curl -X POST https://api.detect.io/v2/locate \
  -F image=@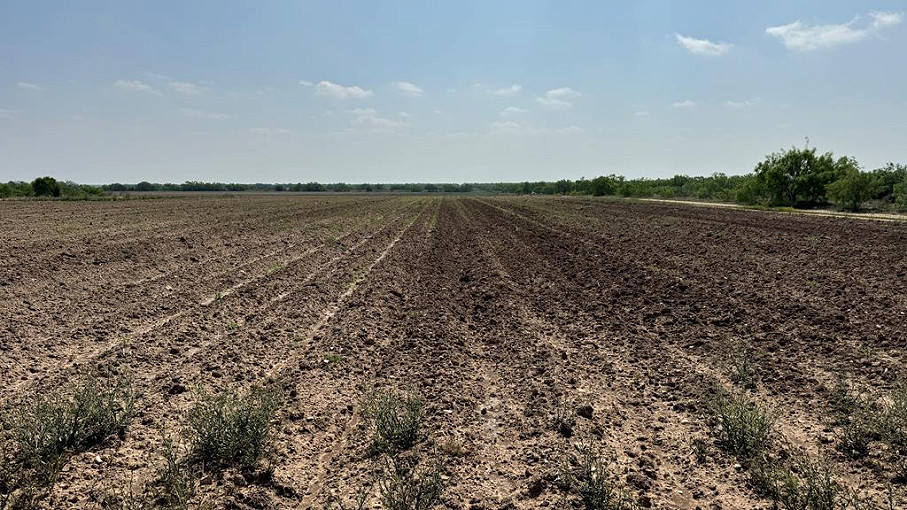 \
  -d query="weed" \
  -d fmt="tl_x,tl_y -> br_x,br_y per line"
151,436 -> 196,509
214,292 -> 223,301
0,375 -> 136,508
750,455 -> 840,510
6,375 -> 136,484
227,321 -> 239,331
185,385 -> 281,472
323,353 -> 344,364
730,345 -> 759,390
330,487 -> 371,510
554,394 -> 576,438
837,420 -> 871,459
559,441 -> 637,510
361,387 -> 424,455
691,437 -> 710,463
376,454 -> 444,510
709,389 -> 774,462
